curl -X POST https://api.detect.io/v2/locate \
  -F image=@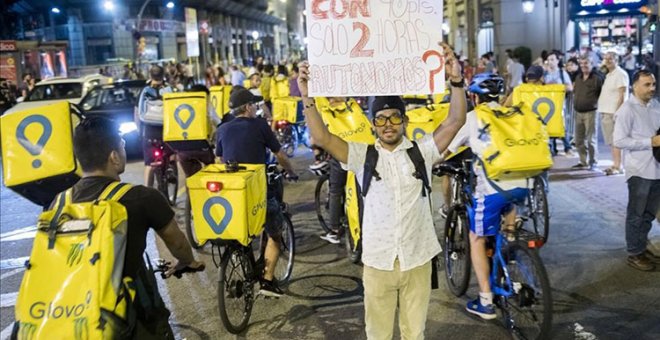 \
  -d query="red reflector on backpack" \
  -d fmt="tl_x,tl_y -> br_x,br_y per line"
207,181 -> 223,192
